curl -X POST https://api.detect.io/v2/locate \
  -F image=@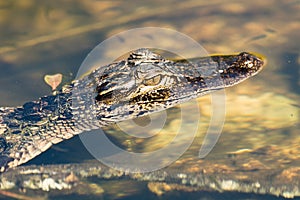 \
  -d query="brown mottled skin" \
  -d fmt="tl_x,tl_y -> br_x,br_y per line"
0,49 -> 264,172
